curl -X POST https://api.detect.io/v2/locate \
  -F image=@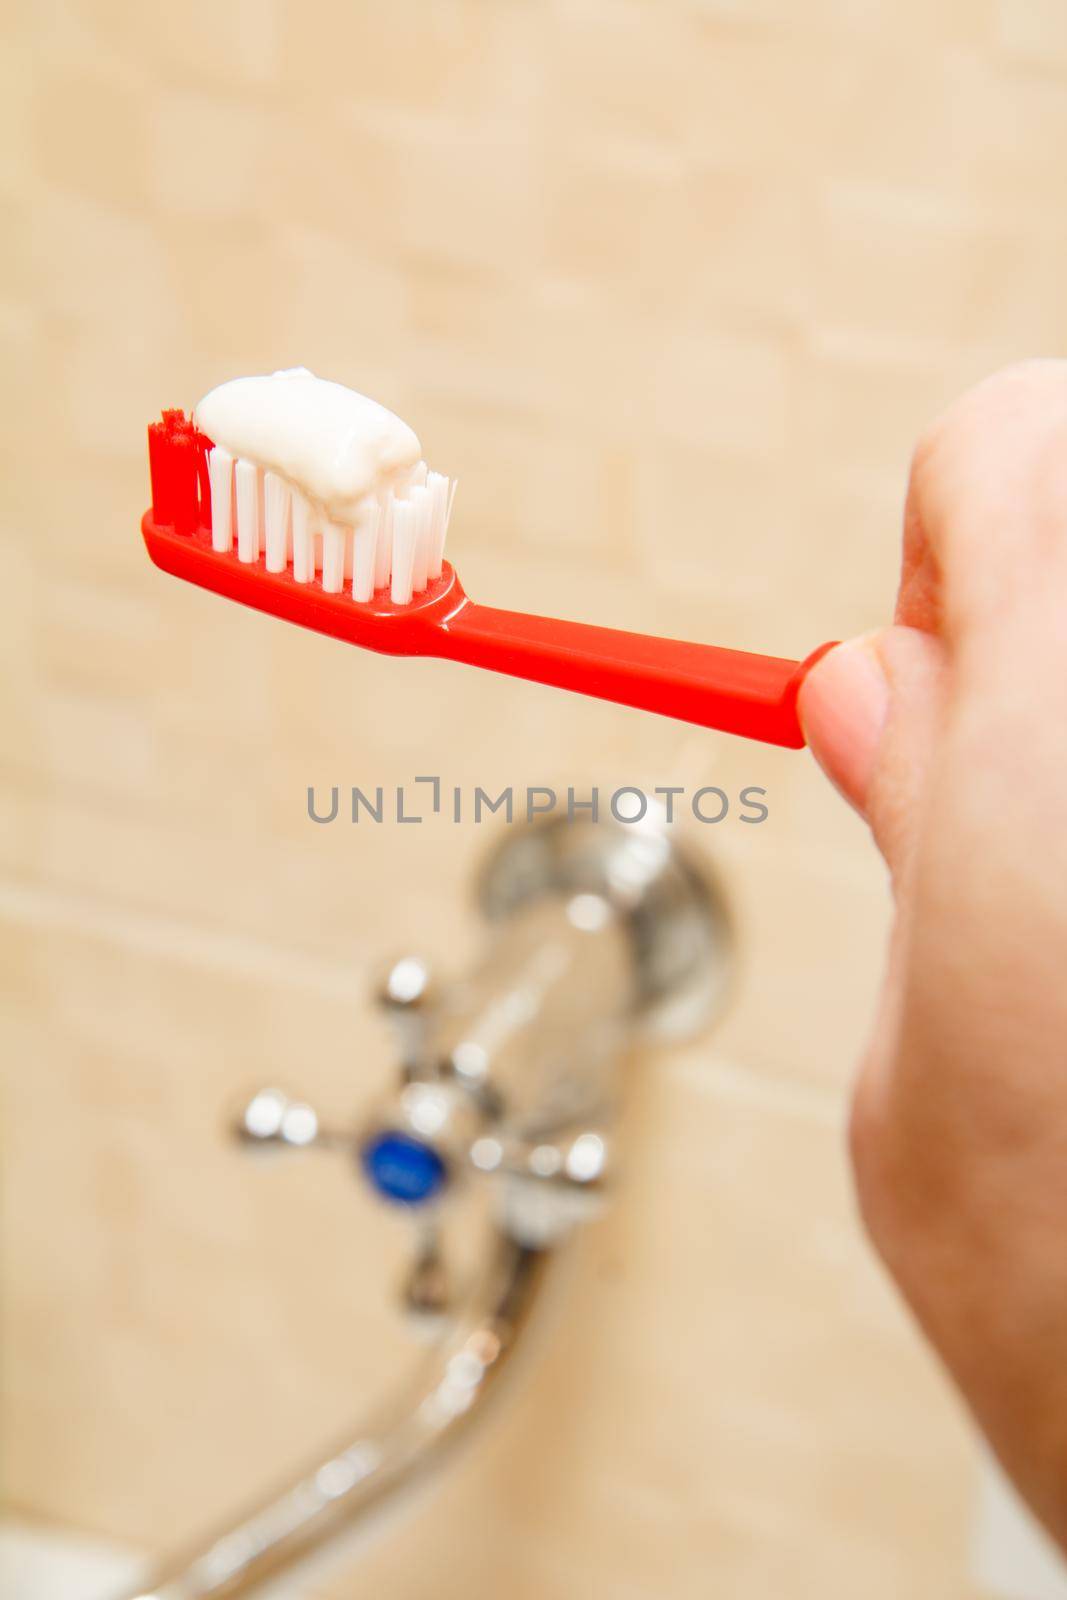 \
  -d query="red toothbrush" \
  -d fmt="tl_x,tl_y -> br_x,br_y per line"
142,408 -> 834,748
